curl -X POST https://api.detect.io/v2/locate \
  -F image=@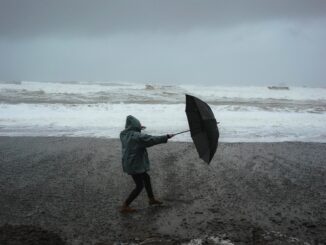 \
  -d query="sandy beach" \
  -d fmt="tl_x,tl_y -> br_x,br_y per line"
0,136 -> 325,244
